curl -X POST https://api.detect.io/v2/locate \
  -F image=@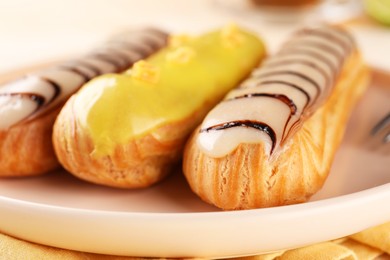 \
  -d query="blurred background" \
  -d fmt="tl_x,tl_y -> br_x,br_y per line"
0,0 -> 389,73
